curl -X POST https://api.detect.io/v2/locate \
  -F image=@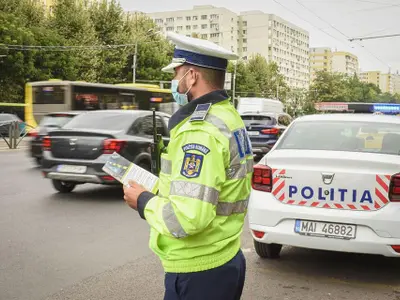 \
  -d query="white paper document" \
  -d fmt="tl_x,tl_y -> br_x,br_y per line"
102,152 -> 159,194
